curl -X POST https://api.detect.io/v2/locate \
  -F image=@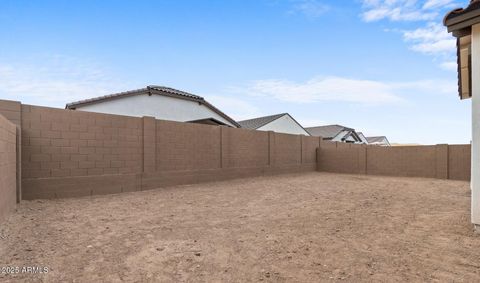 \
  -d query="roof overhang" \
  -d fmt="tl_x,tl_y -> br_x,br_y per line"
444,1 -> 480,37
238,113 -> 311,135
65,86 -> 204,109
444,1 -> 480,100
